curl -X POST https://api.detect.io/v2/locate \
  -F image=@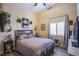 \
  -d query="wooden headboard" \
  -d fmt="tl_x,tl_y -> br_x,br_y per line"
15,30 -> 33,36
14,29 -> 33,47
